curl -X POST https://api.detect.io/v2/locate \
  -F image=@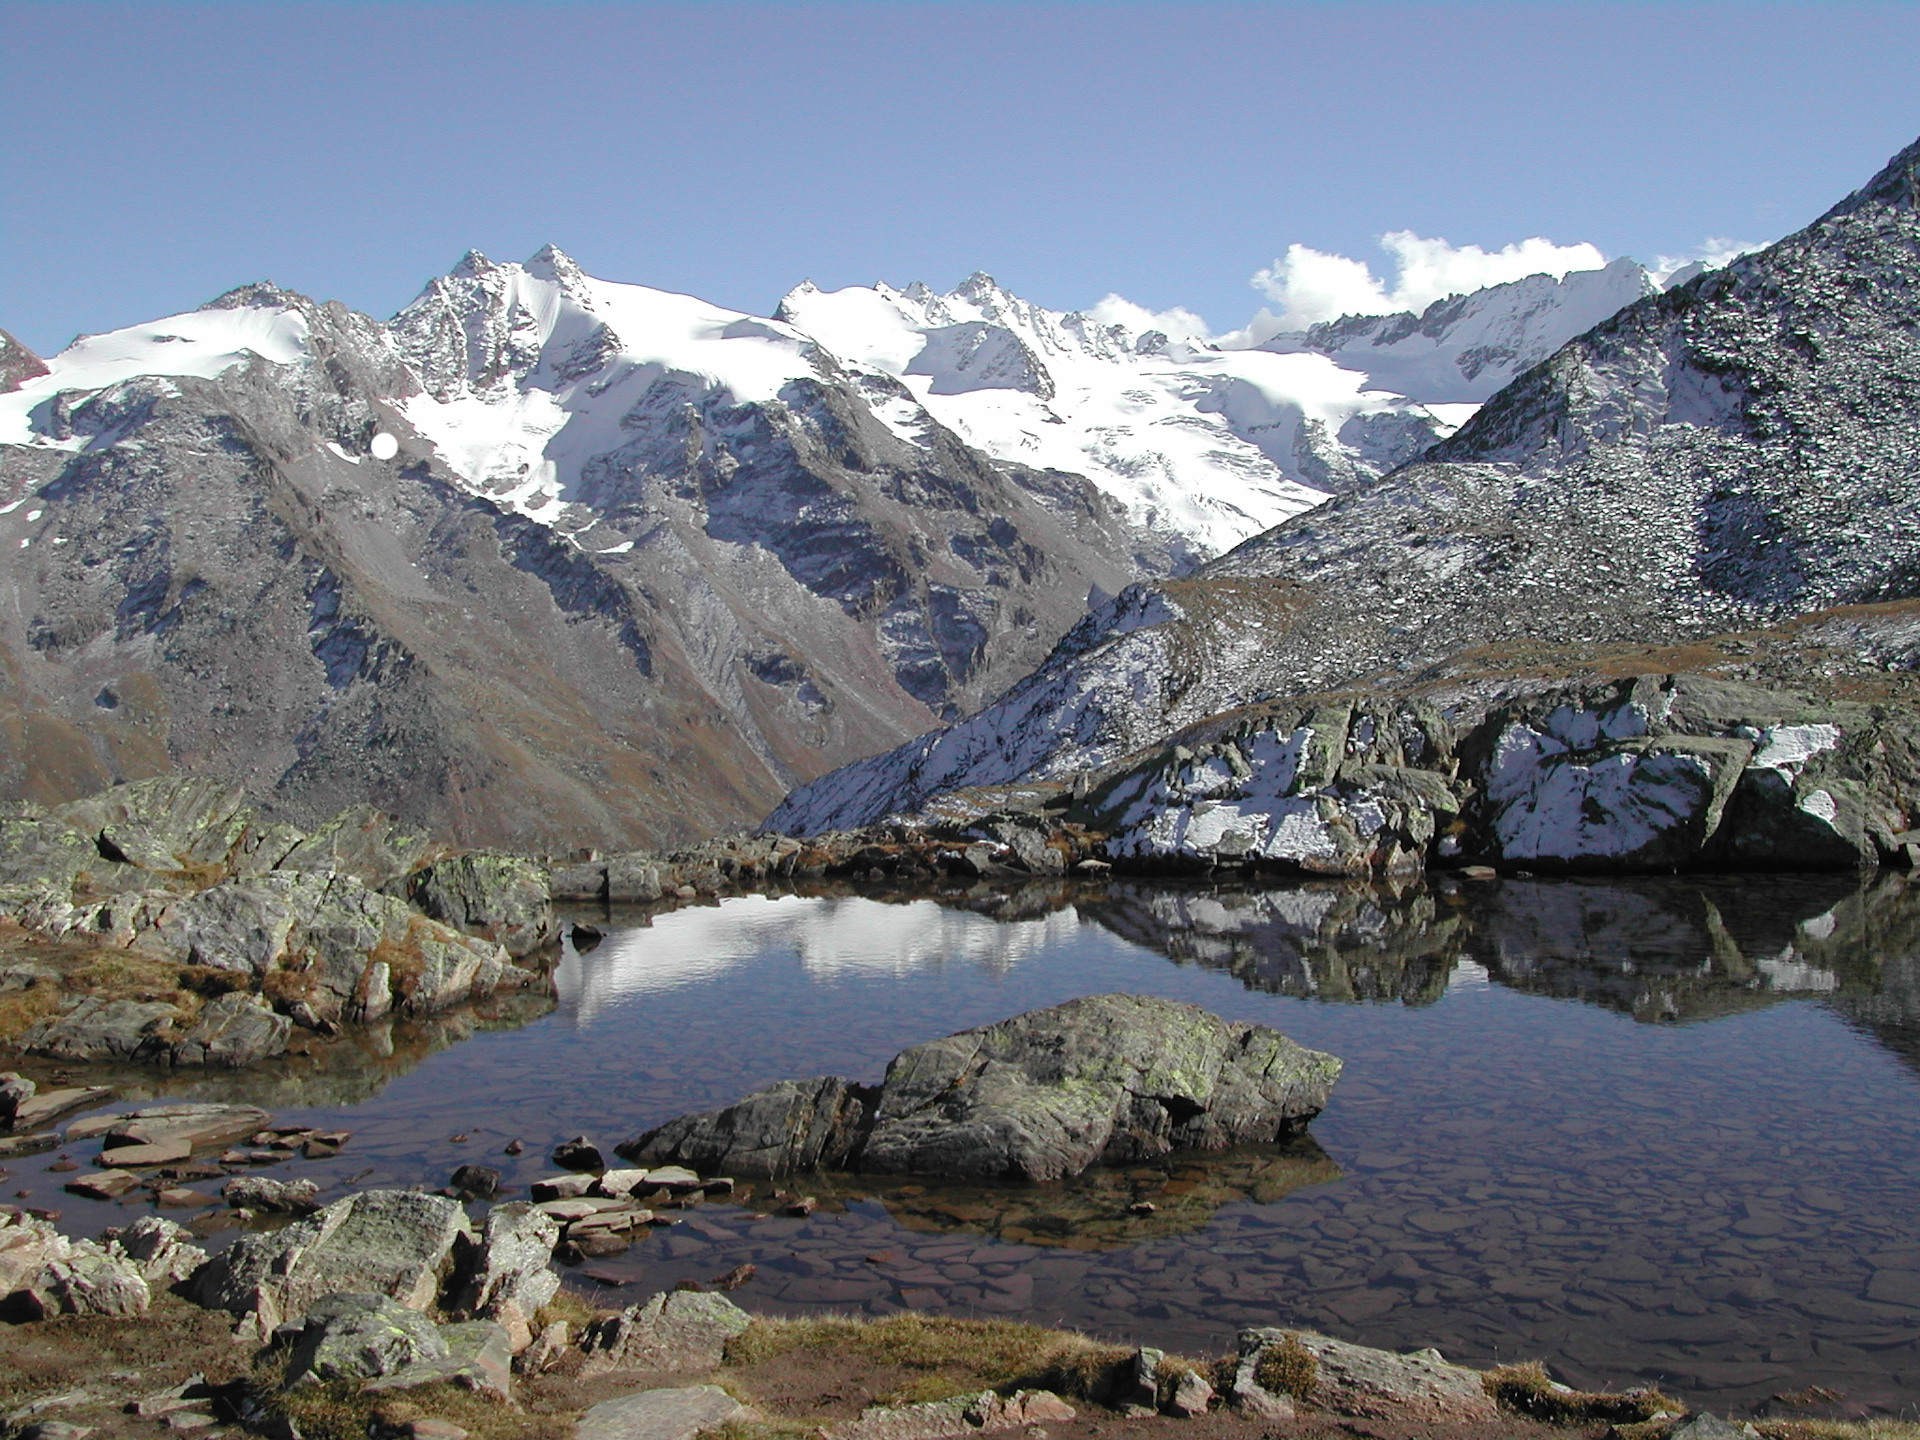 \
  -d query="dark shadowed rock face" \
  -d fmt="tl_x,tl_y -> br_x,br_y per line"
622,993 -> 1341,1181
